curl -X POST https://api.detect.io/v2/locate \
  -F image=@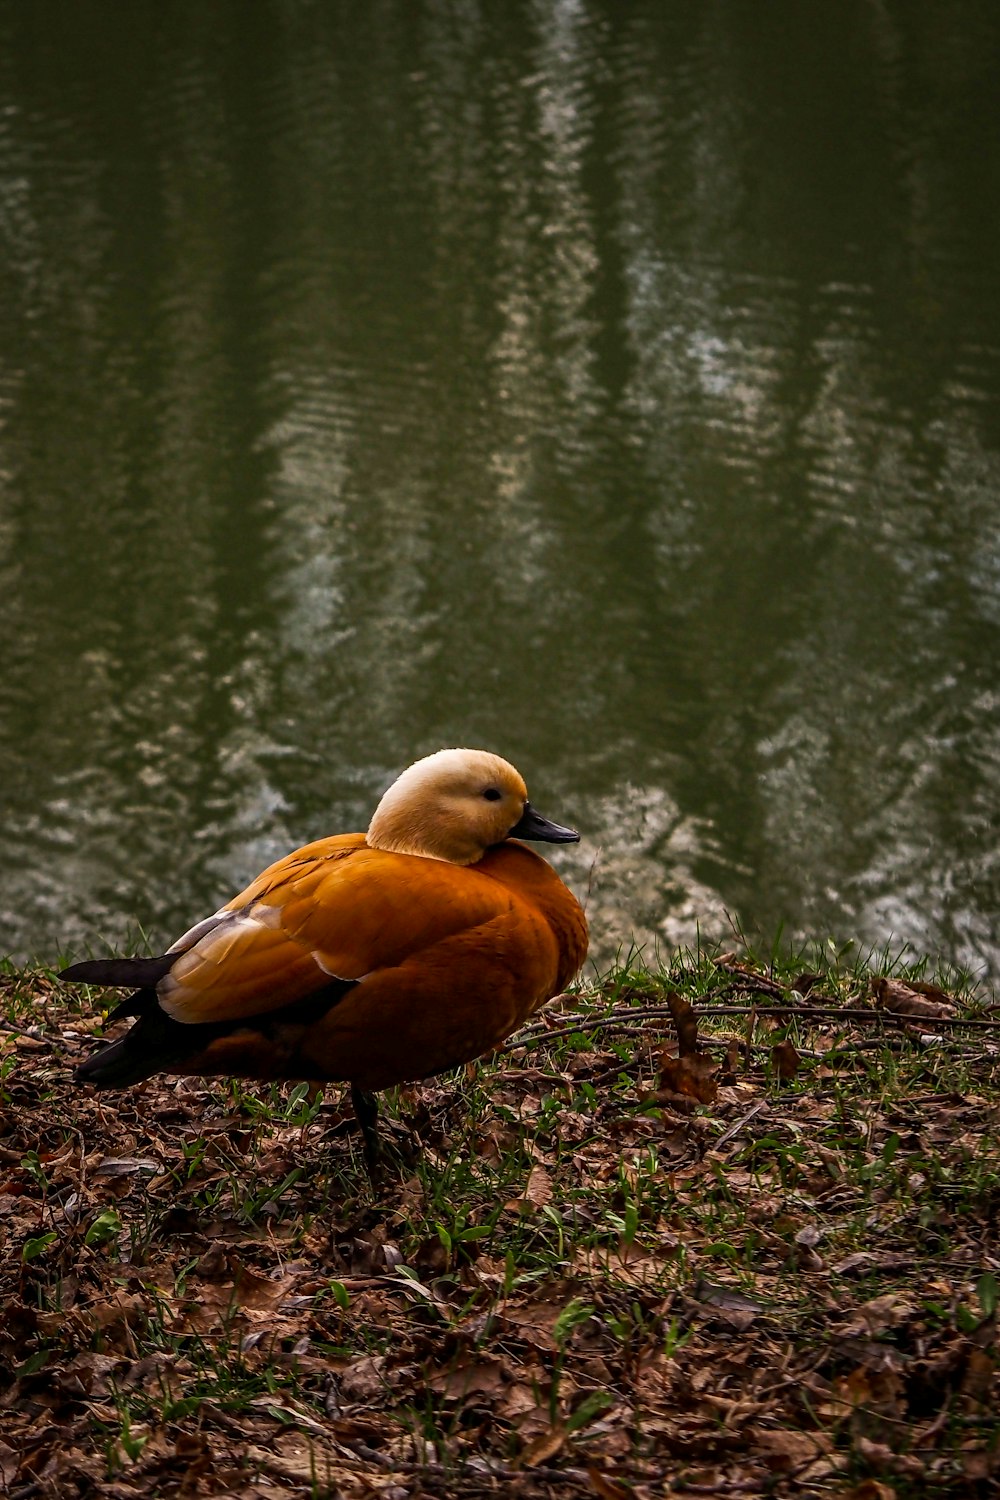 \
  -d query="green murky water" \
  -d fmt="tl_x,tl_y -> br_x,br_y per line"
2,2 -> 999,976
